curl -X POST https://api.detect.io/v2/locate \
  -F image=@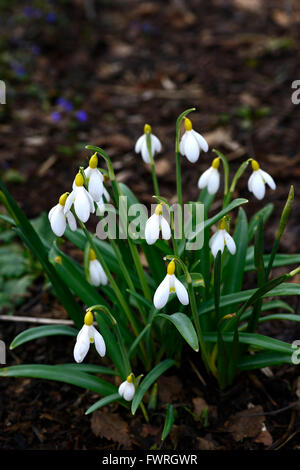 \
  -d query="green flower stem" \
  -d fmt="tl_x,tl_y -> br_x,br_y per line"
165,254 -> 209,369
175,108 -> 195,237
266,185 -> 294,279
86,144 -> 152,303
128,241 -> 152,303
145,131 -> 160,197
89,304 -> 131,378
108,237 -> 147,324
223,159 -> 251,208
78,219 -> 141,338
